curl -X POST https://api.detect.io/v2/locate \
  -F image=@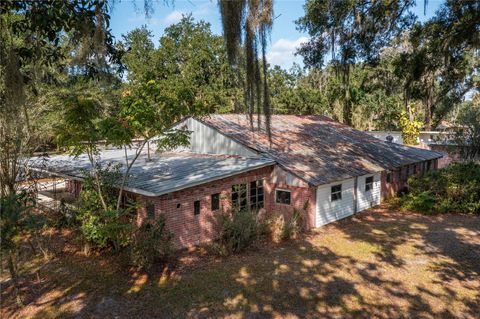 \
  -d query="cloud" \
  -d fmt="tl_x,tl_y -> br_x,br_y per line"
163,3 -> 212,25
163,10 -> 184,24
267,36 -> 308,68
